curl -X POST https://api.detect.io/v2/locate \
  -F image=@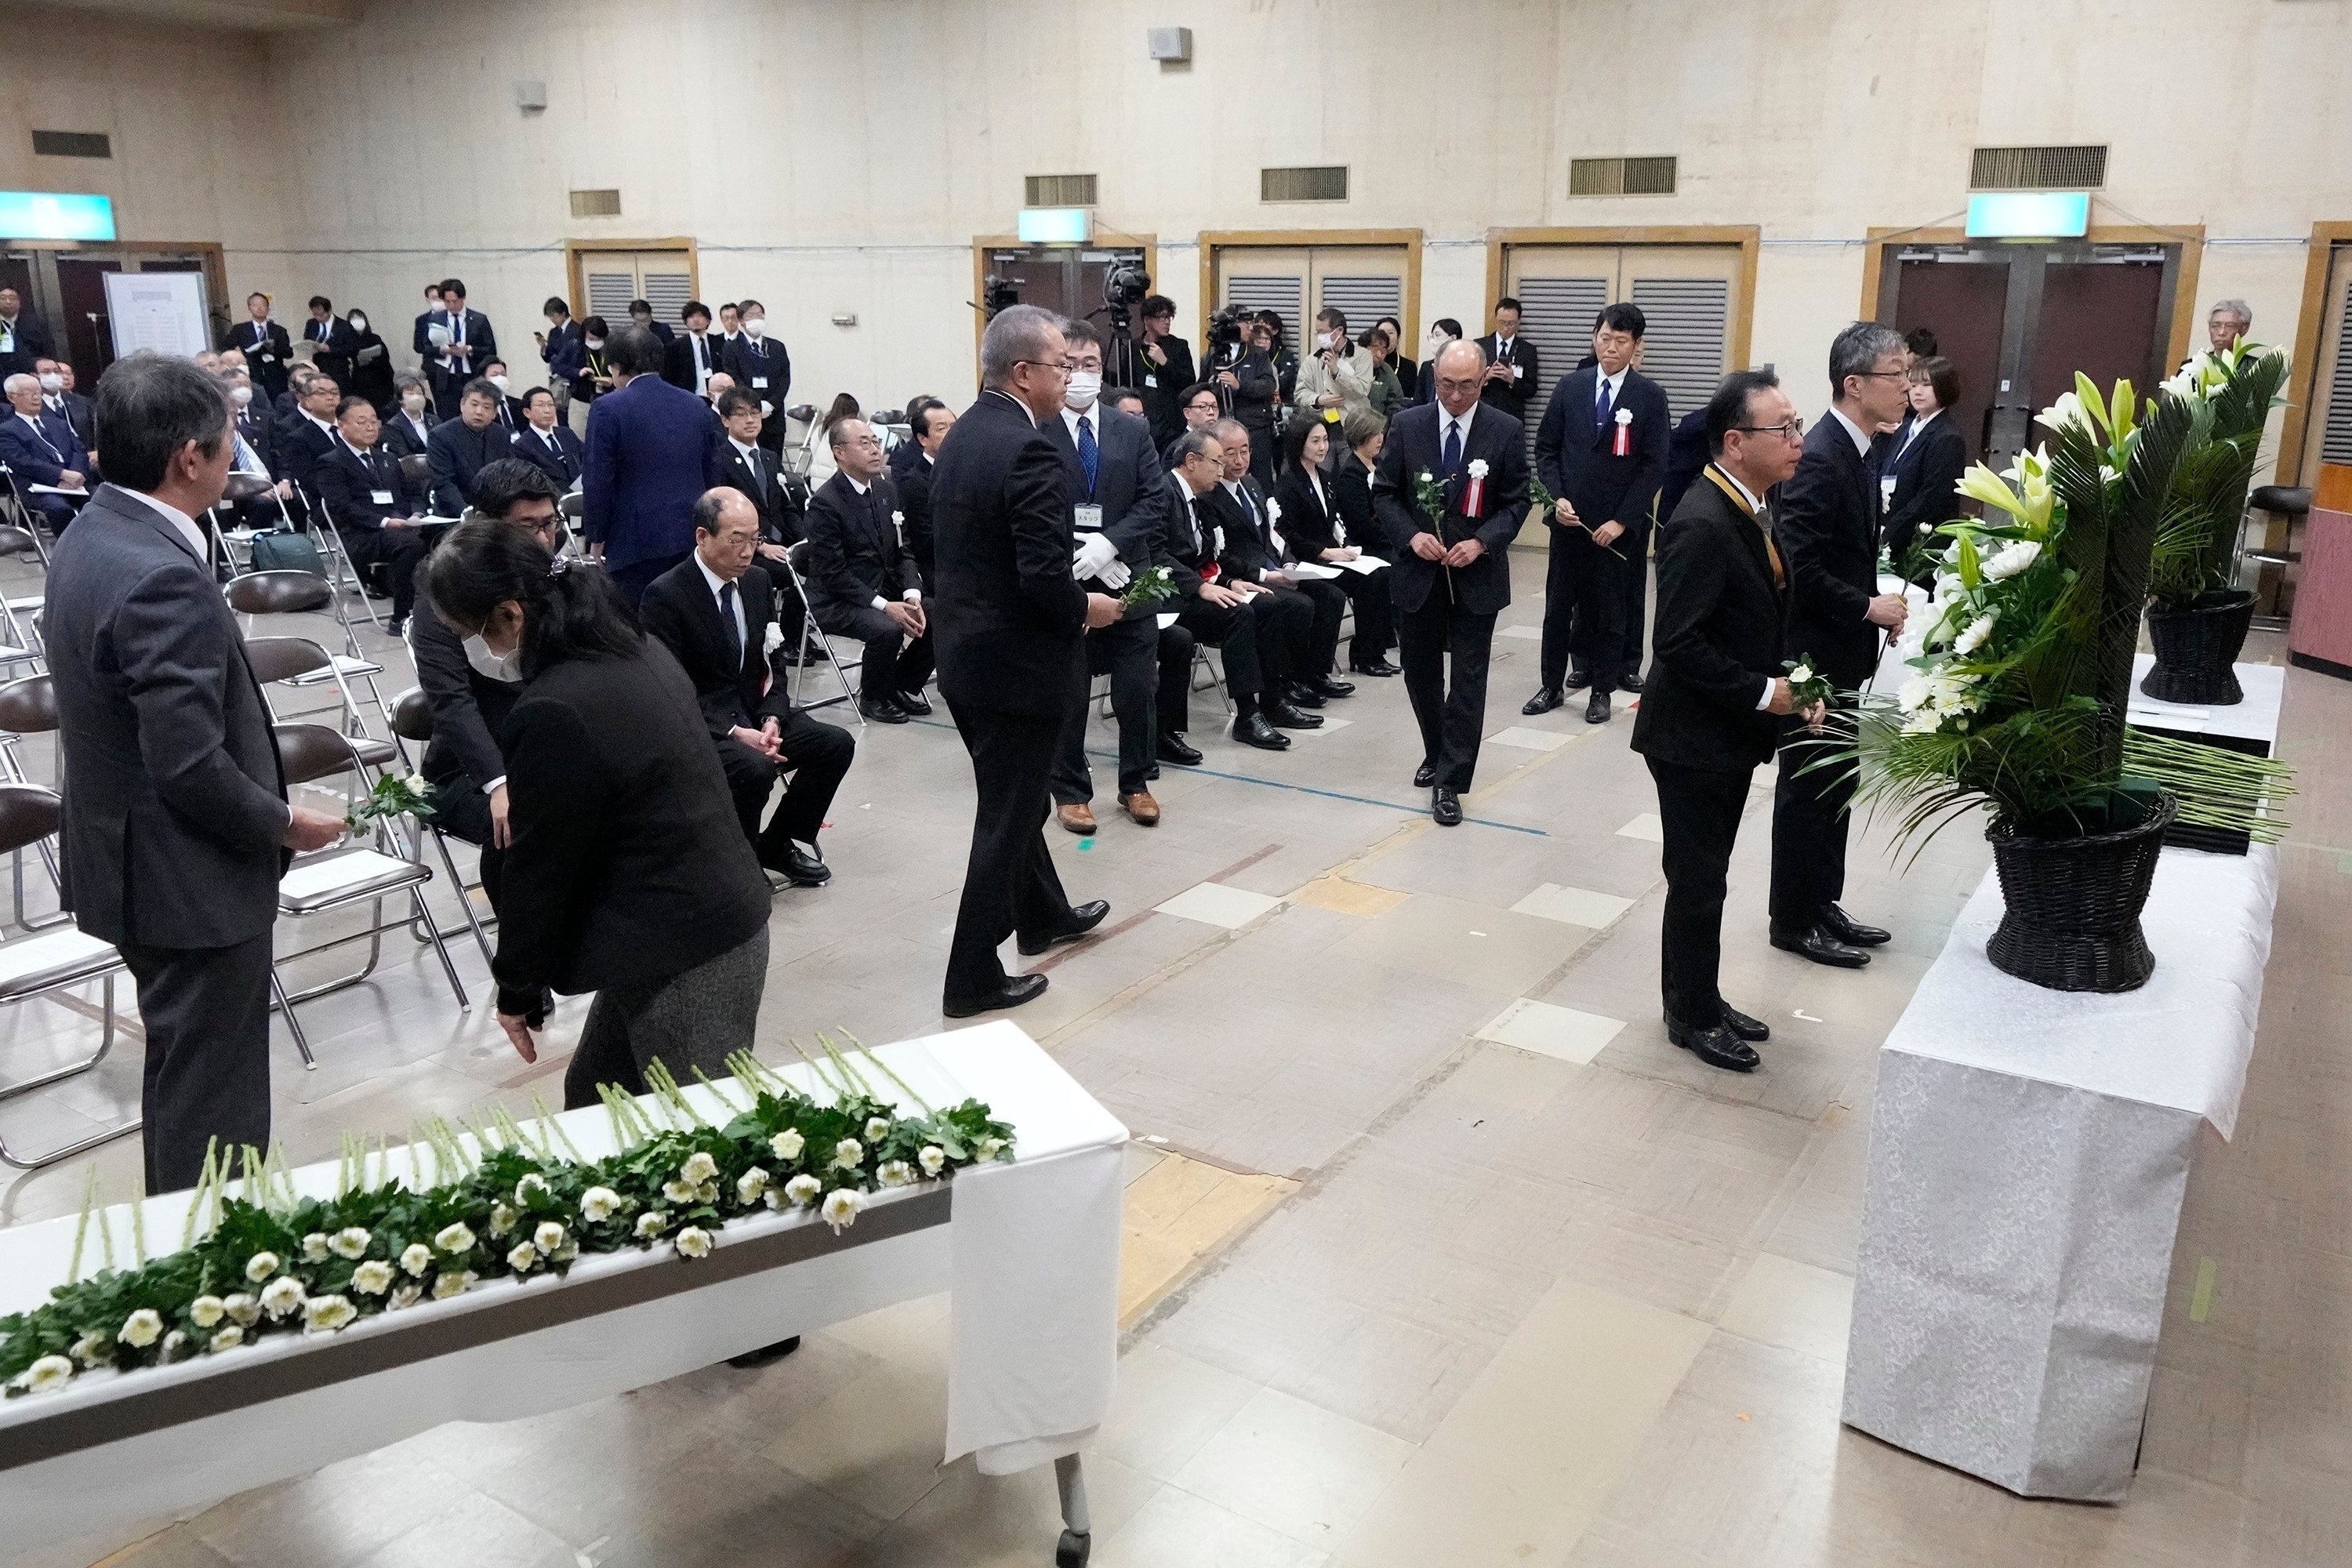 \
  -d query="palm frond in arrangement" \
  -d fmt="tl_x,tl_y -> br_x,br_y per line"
2147,344 -> 2291,607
